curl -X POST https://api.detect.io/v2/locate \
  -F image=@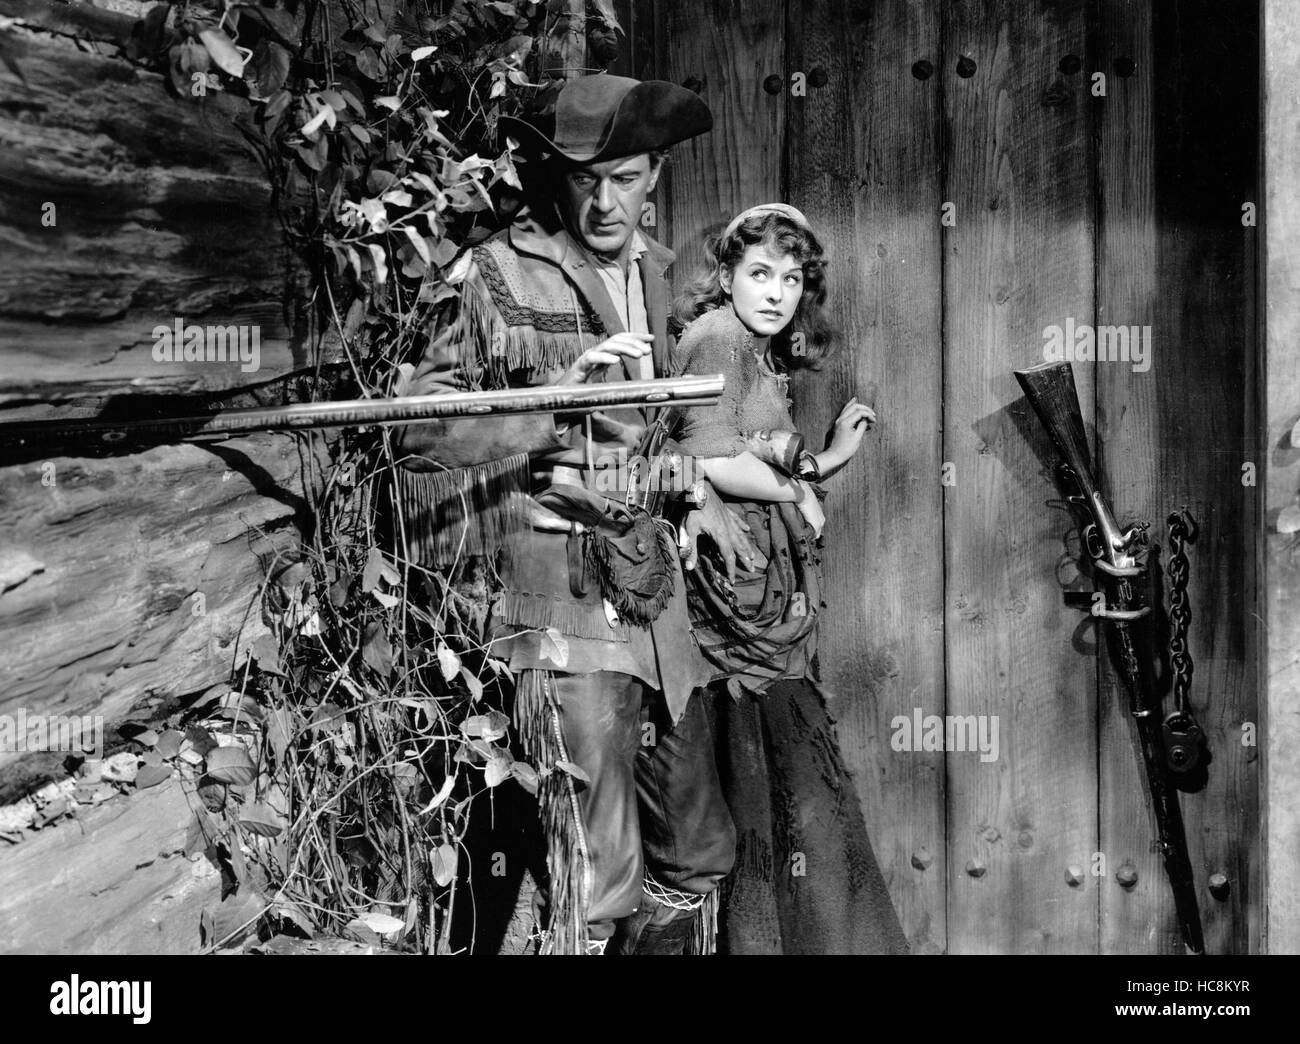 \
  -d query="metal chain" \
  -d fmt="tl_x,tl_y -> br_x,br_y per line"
1166,507 -> 1198,714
